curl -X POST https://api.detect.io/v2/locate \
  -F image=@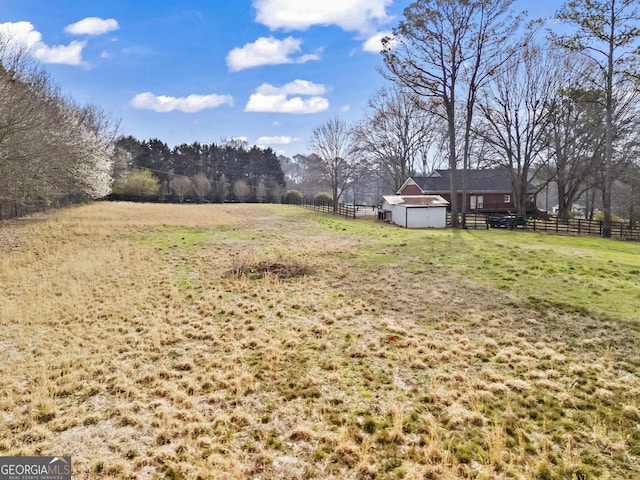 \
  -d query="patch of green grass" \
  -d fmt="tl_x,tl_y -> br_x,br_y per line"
136,225 -> 213,251
275,207 -> 640,324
